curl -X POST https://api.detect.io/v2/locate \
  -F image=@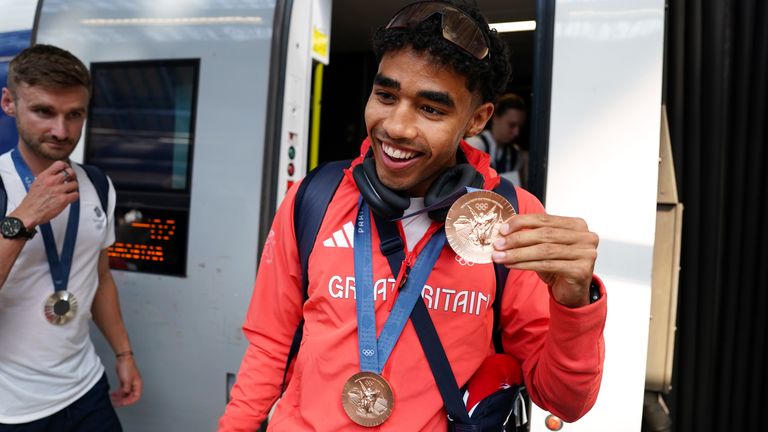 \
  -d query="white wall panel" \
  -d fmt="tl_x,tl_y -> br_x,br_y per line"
530,1 -> 665,431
